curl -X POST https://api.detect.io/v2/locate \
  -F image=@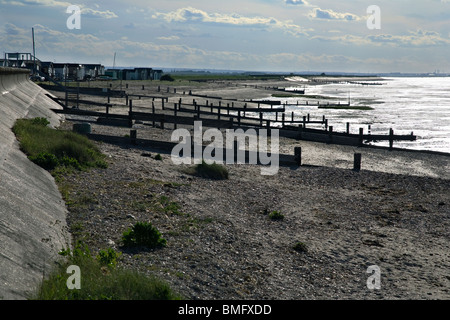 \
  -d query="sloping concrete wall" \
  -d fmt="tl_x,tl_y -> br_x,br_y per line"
0,67 -> 70,300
